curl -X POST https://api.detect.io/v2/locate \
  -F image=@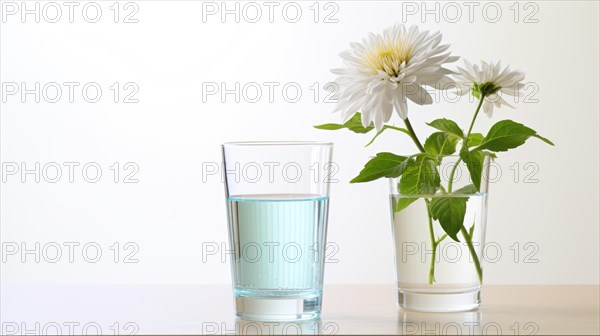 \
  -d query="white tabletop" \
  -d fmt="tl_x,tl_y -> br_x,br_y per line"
1,284 -> 598,335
